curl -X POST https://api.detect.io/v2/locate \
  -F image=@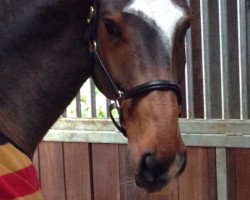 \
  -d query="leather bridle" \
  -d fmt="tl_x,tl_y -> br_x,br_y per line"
86,3 -> 182,138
